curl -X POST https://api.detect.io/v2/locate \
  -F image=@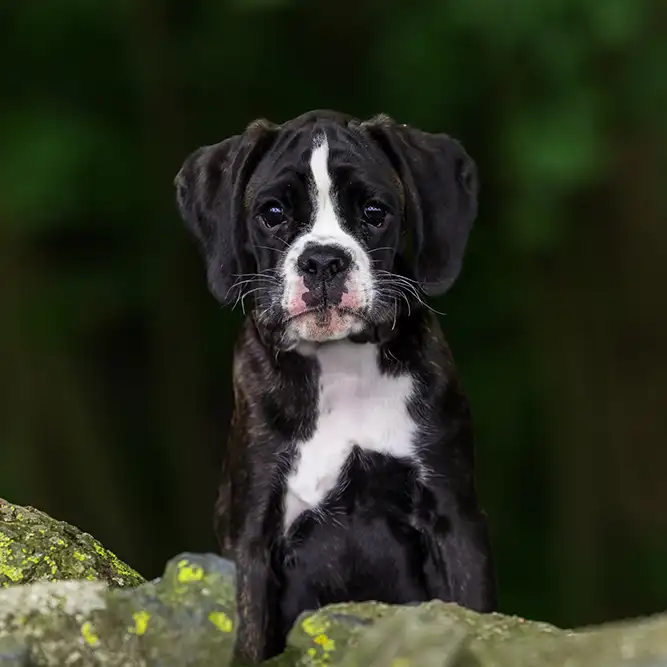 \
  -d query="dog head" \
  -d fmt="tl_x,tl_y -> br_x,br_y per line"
175,110 -> 478,349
